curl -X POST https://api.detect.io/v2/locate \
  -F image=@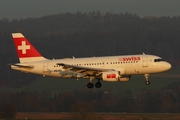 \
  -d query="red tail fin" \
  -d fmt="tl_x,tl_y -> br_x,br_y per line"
12,33 -> 46,63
